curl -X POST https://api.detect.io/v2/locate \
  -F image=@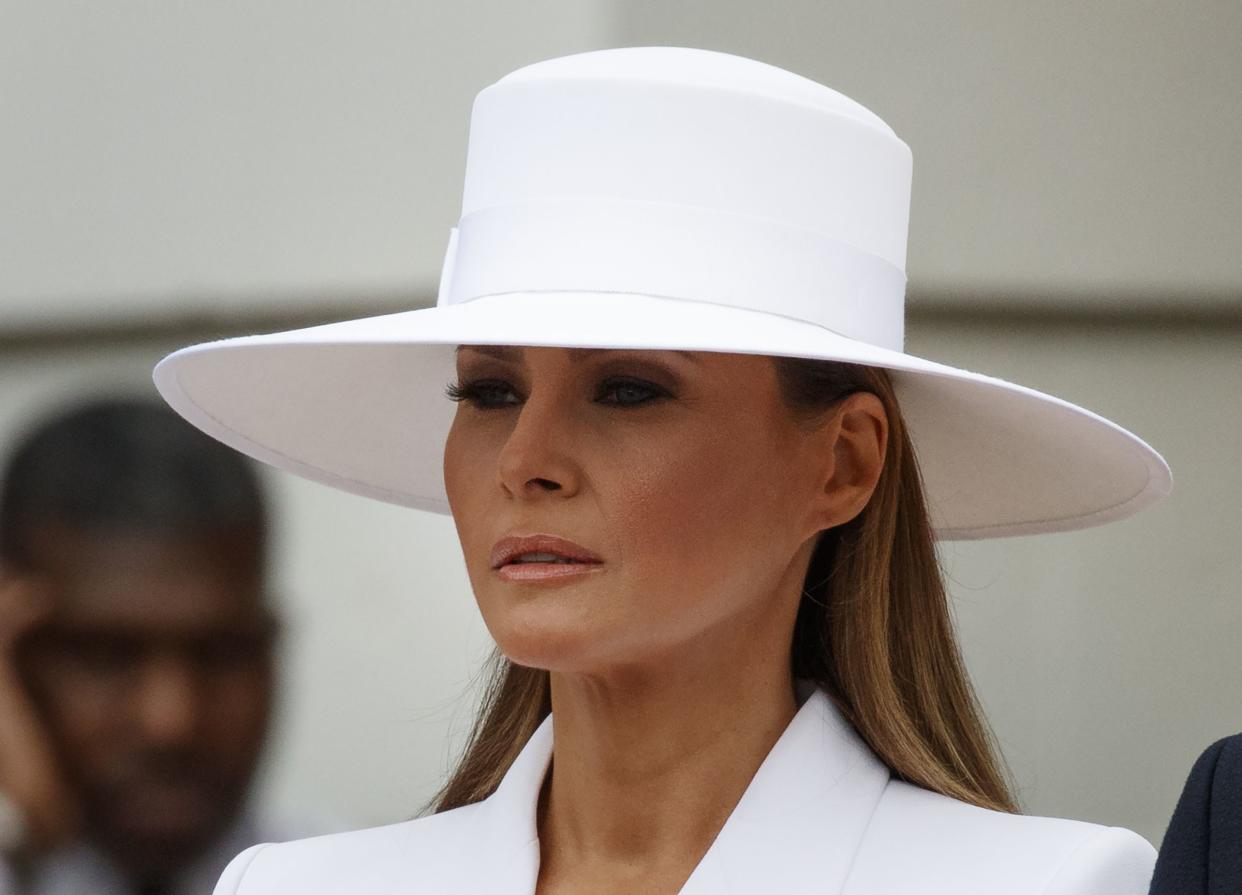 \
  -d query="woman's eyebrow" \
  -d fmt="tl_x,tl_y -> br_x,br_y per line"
568,348 -> 701,365
455,344 -> 519,362
454,345 -> 701,365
